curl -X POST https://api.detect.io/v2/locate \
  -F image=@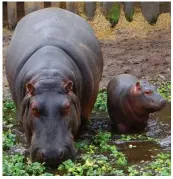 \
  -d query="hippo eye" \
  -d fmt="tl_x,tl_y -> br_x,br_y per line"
61,103 -> 70,116
144,90 -> 152,95
32,108 -> 40,117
